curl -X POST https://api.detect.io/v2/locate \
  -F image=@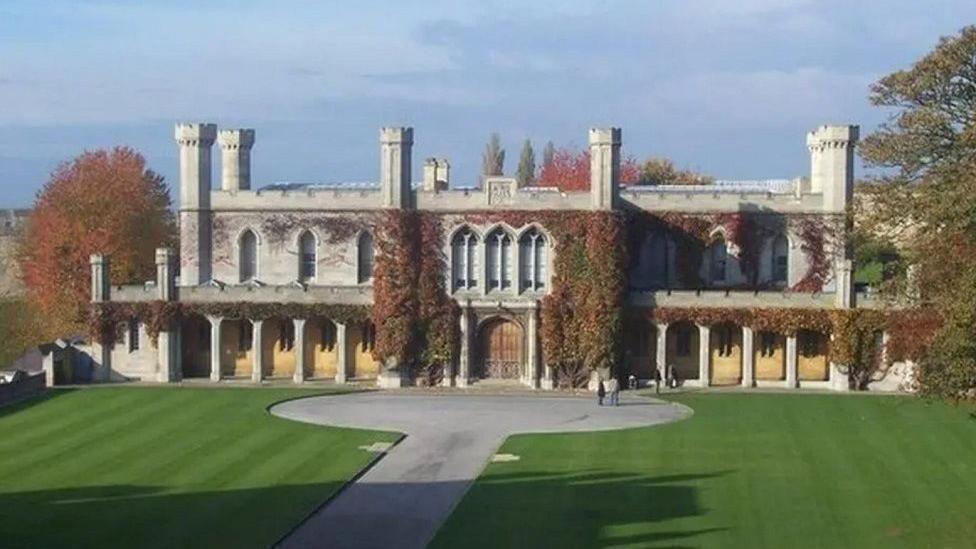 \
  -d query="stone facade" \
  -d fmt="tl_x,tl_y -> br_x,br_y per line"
89,121 -> 910,392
